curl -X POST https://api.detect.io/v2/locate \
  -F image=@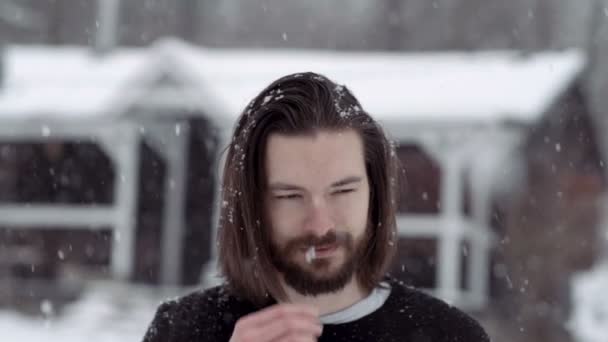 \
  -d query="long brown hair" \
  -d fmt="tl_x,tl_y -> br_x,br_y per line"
218,72 -> 399,306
